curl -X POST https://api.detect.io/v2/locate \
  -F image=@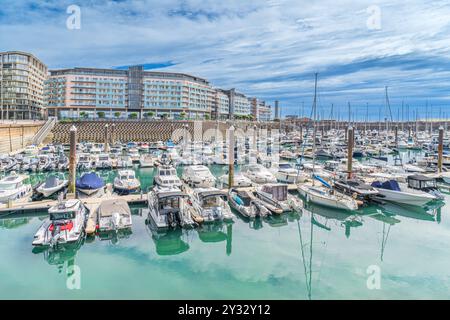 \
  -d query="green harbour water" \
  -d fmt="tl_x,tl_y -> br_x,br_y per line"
0,158 -> 450,299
